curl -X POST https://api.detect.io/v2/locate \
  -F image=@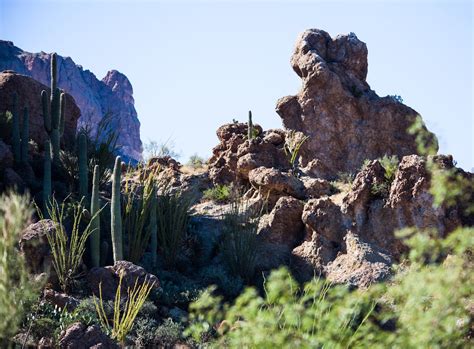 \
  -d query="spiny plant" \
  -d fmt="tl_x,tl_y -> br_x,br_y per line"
220,196 -> 262,283
90,165 -> 101,267
284,130 -> 309,175
148,194 -> 158,269
11,93 -> 20,163
111,156 -> 123,263
43,140 -> 52,216
0,192 -> 39,343
20,106 -> 29,164
247,110 -> 254,140
93,273 -> 156,345
39,196 -> 101,292
123,166 -> 158,264
156,188 -> 191,268
41,52 -> 66,162
78,132 -> 88,201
